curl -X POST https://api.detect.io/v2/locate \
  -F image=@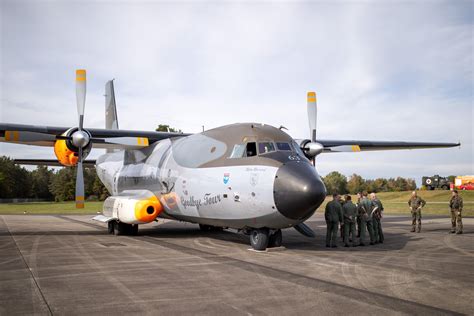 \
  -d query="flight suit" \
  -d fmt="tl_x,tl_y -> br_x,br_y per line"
325,200 -> 343,247
449,195 -> 463,234
342,201 -> 357,247
339,197 -> 345,241
372,198 -> 384,243
408,196 -> 426,232
358,197 -> 375,245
